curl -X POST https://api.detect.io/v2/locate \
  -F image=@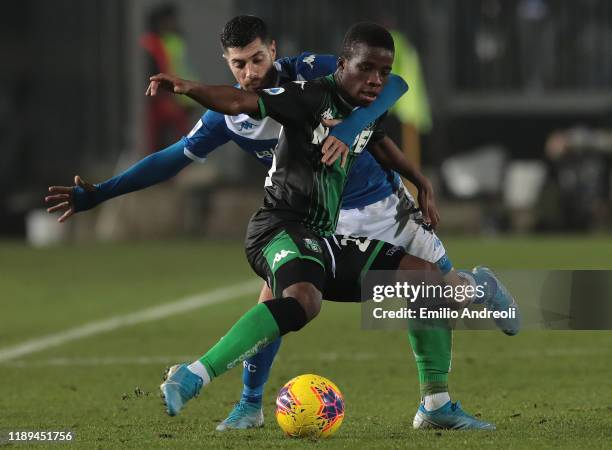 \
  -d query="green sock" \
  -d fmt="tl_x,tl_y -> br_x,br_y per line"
407,319 -> 452,396
199,303 -> 280,380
